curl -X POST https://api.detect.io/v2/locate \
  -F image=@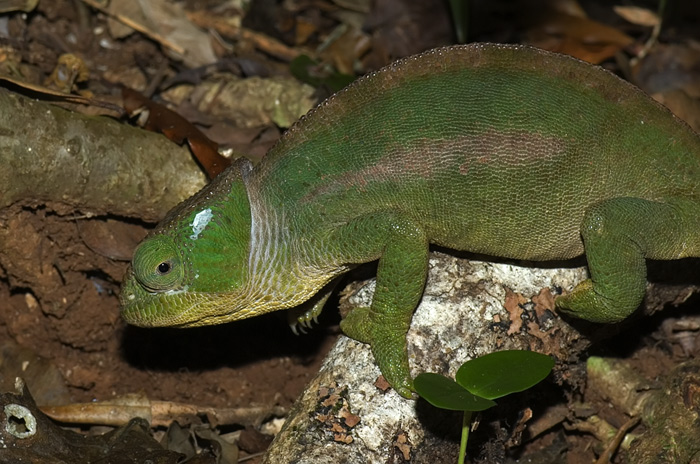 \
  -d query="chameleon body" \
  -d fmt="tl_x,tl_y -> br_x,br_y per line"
120,43 -> 700,398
